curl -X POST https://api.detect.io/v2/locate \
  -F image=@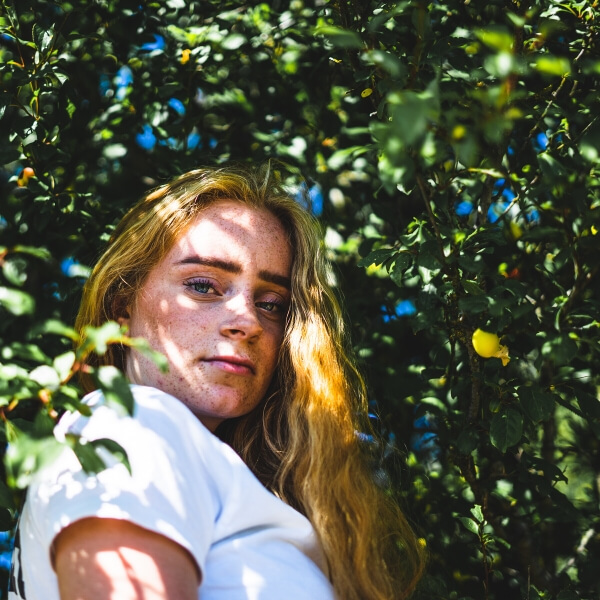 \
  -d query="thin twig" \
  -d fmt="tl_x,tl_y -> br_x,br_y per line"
416,173 -> 445,260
